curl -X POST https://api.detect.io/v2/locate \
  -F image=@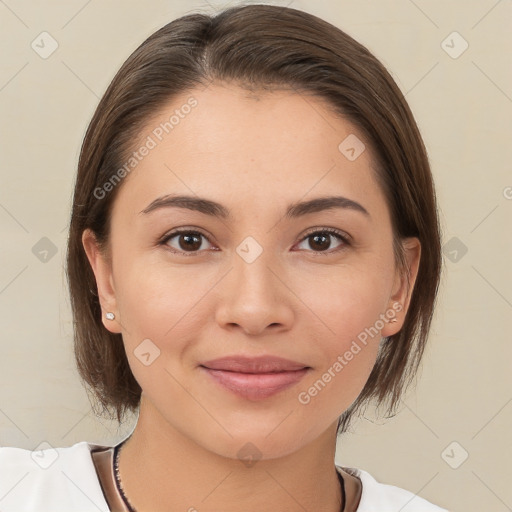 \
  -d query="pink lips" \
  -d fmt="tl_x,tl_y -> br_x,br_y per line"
200,356 -> 310,401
